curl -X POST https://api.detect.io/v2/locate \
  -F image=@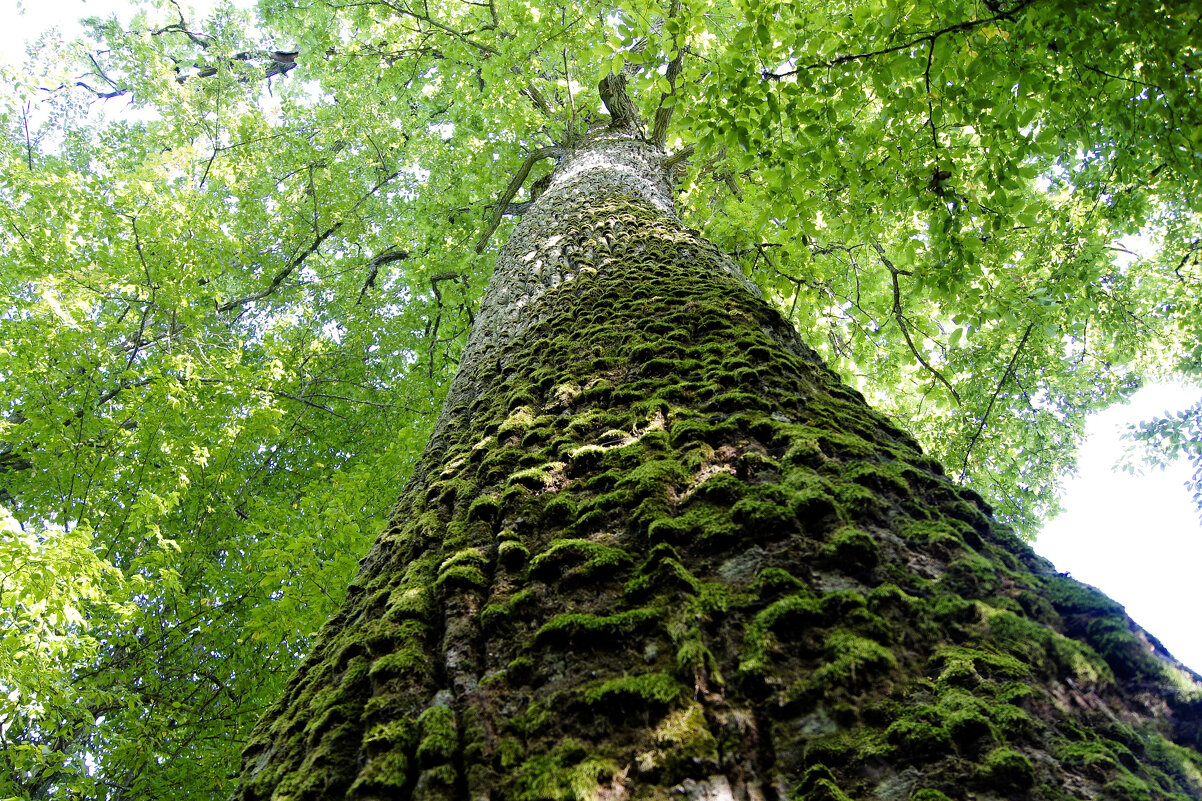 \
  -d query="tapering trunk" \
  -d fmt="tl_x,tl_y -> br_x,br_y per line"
234,132 -> 1202,801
